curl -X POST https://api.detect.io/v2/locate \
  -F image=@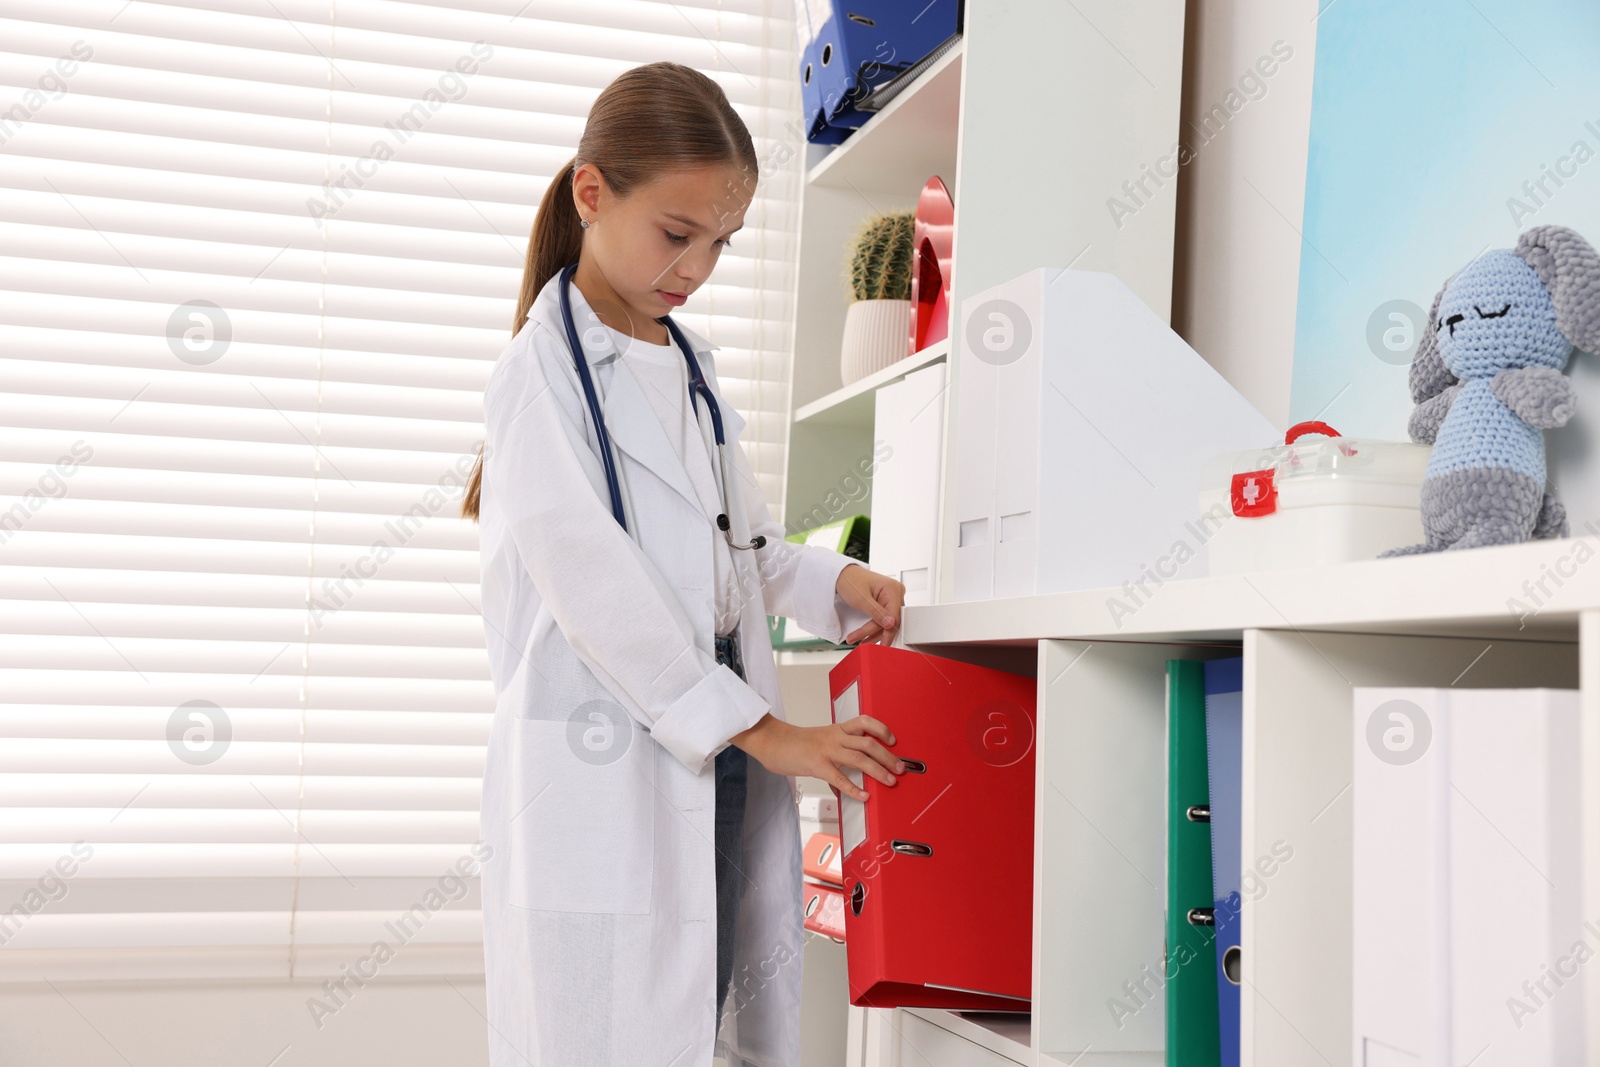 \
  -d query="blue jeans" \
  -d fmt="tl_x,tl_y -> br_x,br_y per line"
713,631 -> 748,1036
